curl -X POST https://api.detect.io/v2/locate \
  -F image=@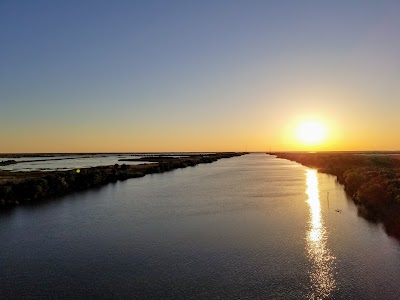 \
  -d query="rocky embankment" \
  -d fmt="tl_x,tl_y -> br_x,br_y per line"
0,153 -> 246,208
270,152 -> 400,240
